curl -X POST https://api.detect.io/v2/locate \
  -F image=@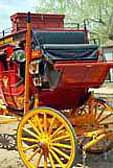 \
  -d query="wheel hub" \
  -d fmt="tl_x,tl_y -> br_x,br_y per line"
41,143 -> 49,156
39,133 -> 51,144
